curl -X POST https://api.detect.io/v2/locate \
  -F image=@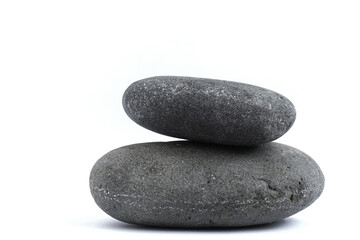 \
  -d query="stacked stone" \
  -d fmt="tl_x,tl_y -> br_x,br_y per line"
90,76 -> 324,228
